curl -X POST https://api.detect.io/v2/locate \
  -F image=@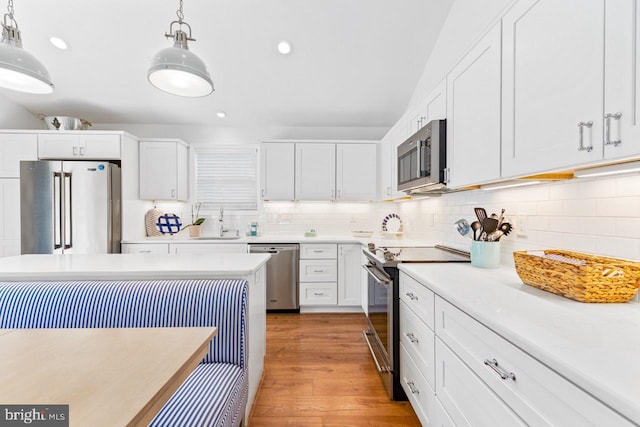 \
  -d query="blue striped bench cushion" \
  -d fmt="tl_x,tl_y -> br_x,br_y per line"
0,279 -> 247,367
150,363 -> 247,427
